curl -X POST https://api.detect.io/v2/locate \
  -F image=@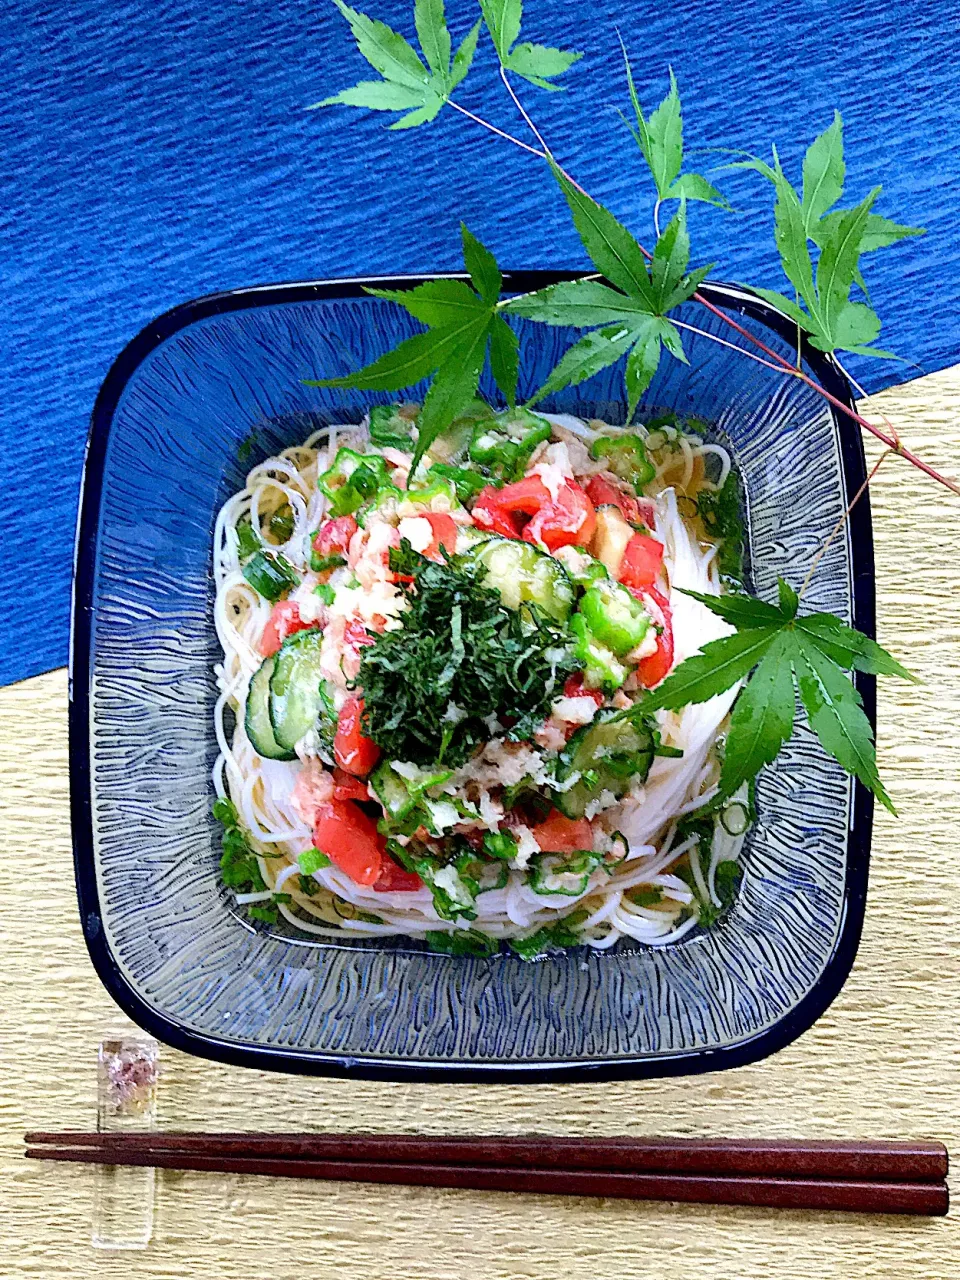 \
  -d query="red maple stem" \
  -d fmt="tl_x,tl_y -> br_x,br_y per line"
690,290 -> 960,495
446,94 -> 960,497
